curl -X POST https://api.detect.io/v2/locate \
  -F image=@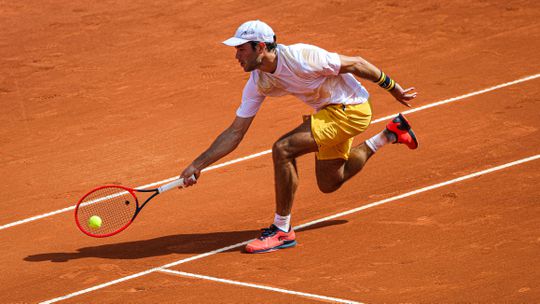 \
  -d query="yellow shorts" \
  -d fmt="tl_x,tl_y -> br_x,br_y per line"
310,101 -> 372,160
